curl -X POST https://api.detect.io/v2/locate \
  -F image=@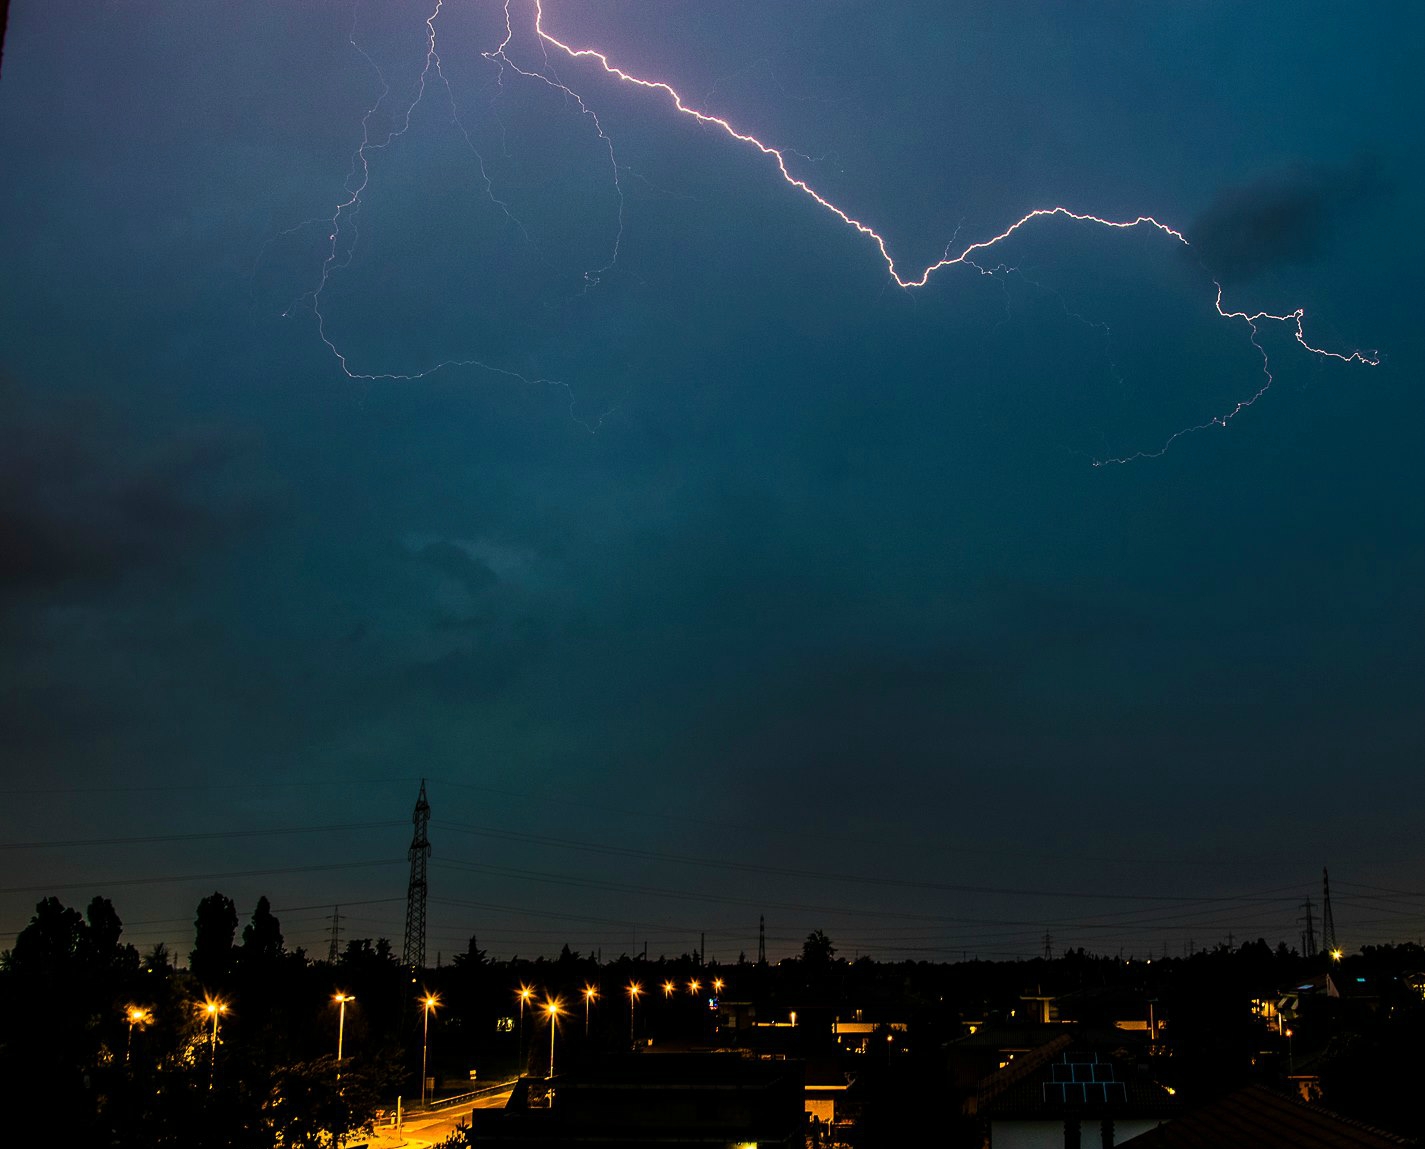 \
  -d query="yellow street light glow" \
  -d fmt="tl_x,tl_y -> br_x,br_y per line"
712,978 -> 725,993
1331,948 -> 1344,961
688,979 -> 701,994
518,984 -> 535,1003
420,990 -> 441,1105
583,985 -> 598,1002
333,992 -> 355,1067
127,1006 -> 153,1025
627,982 -> 642,1000
662,980 -> 676,997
